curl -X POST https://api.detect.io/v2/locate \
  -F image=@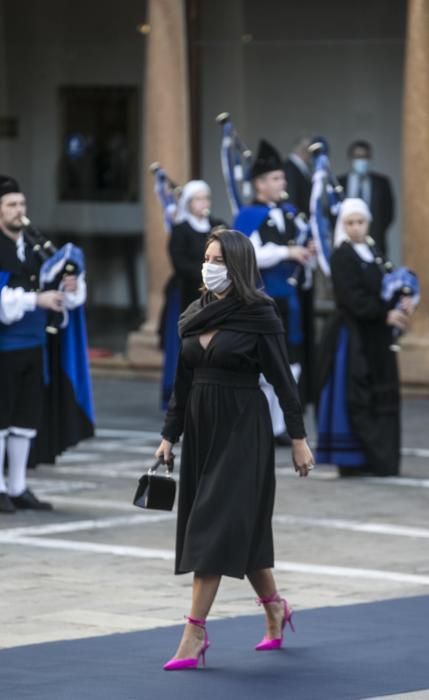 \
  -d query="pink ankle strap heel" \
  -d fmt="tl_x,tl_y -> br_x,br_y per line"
255,593 -> 295,651
163,616 -> 210,671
